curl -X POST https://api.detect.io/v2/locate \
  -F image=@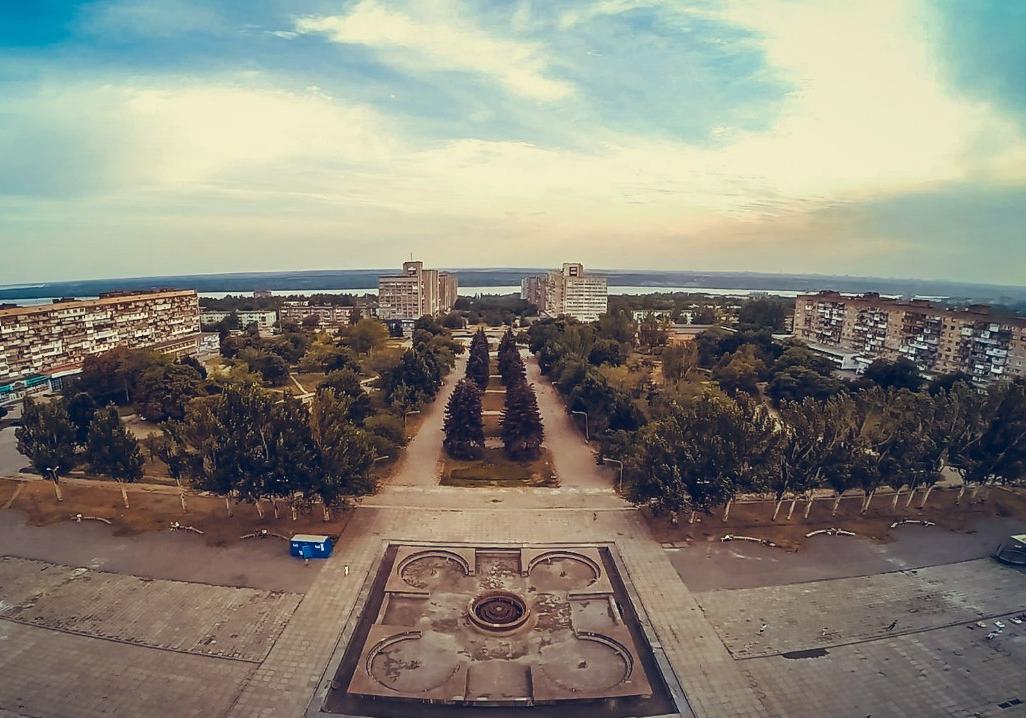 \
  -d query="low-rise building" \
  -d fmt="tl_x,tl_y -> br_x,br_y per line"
200,309 -> 278,329
0,290 -> 200,405
793,291 -> 1026,383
